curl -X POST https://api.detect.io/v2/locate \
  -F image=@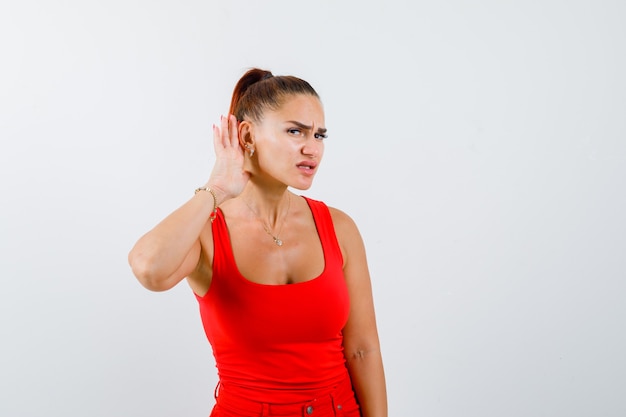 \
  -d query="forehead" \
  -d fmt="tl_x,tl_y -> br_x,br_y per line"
267,94 -> 325,124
